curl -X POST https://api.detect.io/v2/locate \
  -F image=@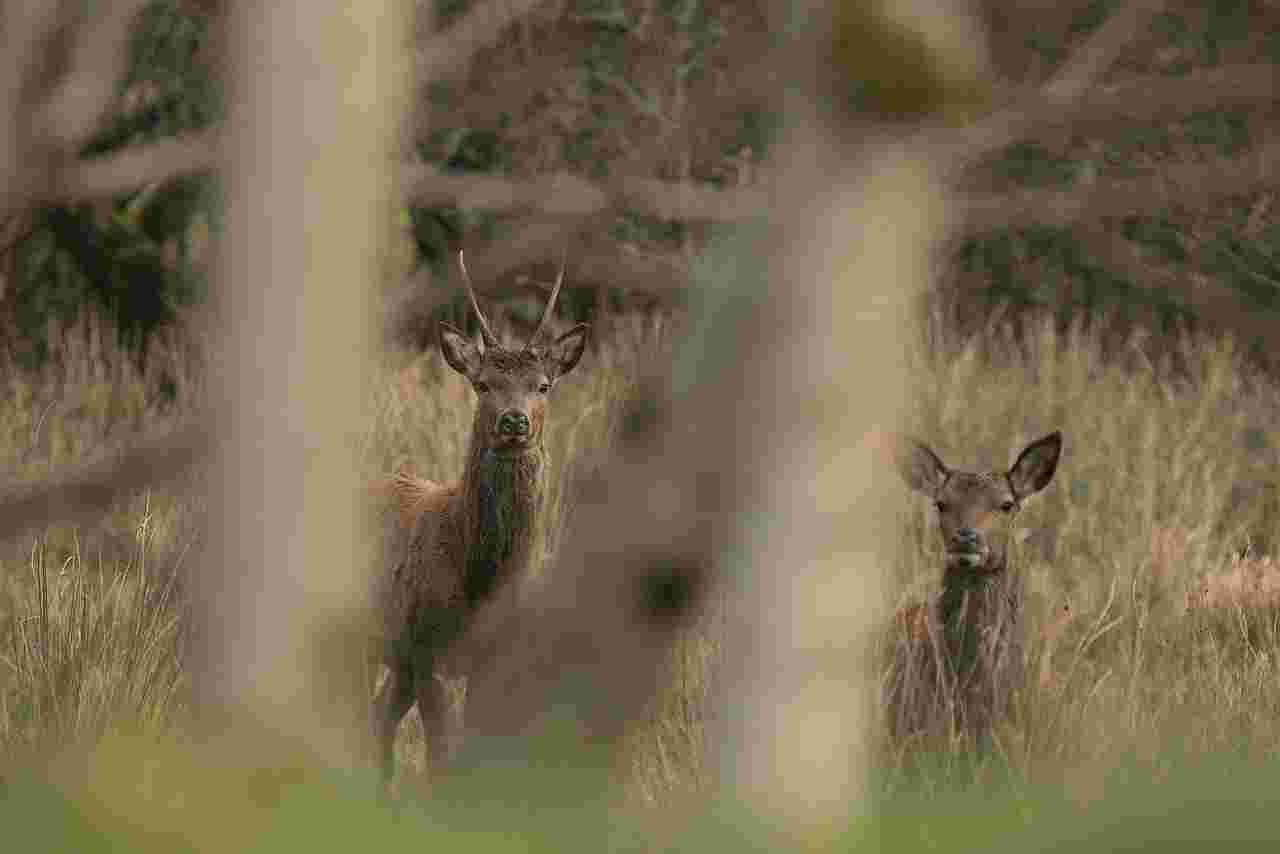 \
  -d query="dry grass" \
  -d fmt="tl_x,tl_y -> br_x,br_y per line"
7,299 -> 1280,802
878,305 -> 1280,788
0,315 -> 199,769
